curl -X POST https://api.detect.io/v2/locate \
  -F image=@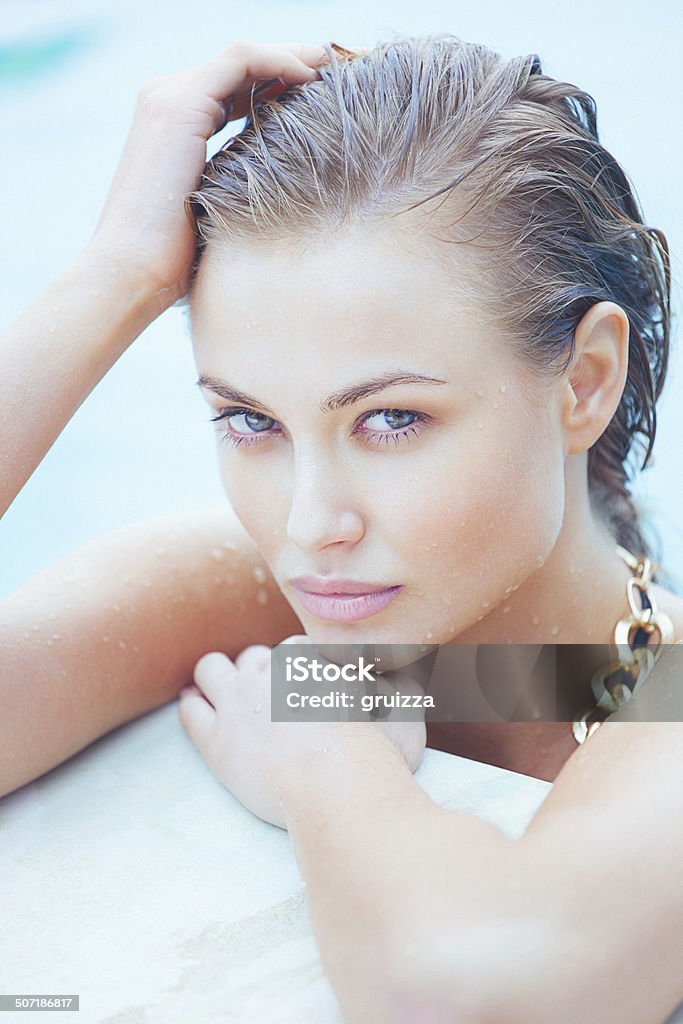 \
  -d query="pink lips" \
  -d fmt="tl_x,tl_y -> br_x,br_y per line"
289,576 -> 403,622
